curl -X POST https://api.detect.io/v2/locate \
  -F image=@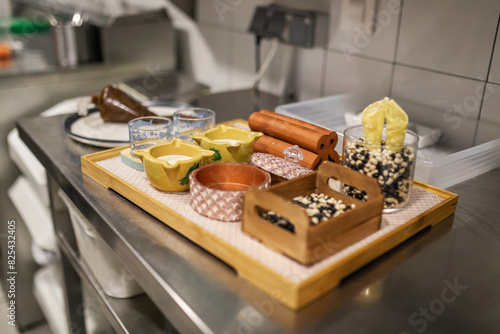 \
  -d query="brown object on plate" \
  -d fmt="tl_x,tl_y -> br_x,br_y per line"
242,161 -> 385,266
189,162 -> 271,222
91,85 -> 156,123
254,135 -> 322,170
